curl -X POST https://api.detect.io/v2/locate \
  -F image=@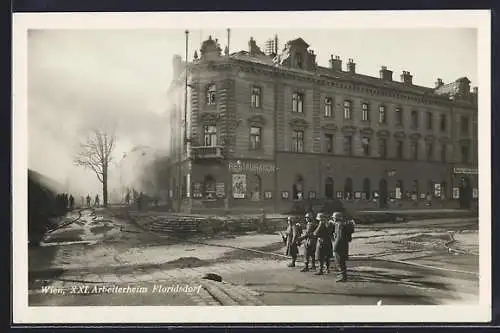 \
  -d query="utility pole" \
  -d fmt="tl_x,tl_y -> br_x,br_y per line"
184,30 -> 192,209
